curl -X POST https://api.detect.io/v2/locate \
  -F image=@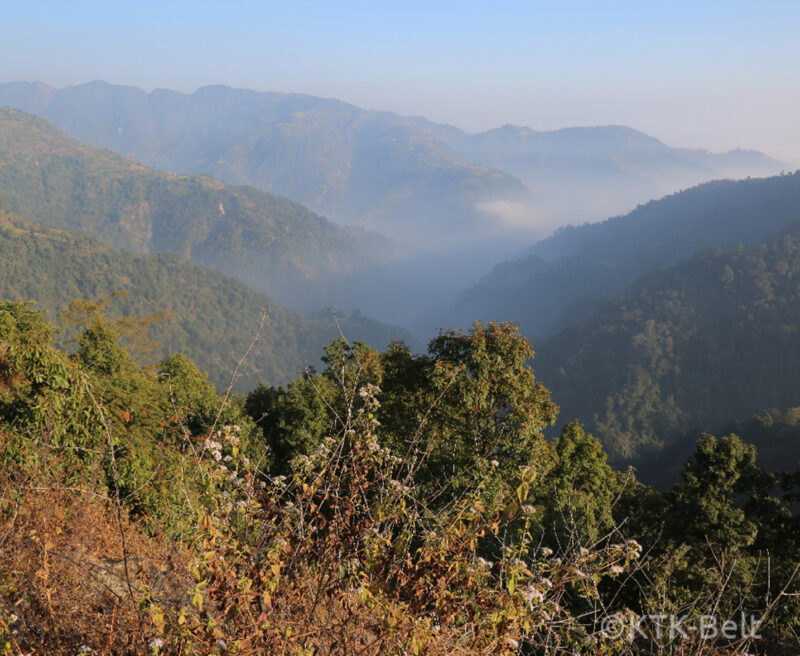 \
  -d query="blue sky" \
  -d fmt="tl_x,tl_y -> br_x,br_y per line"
3,1 -> 799,162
